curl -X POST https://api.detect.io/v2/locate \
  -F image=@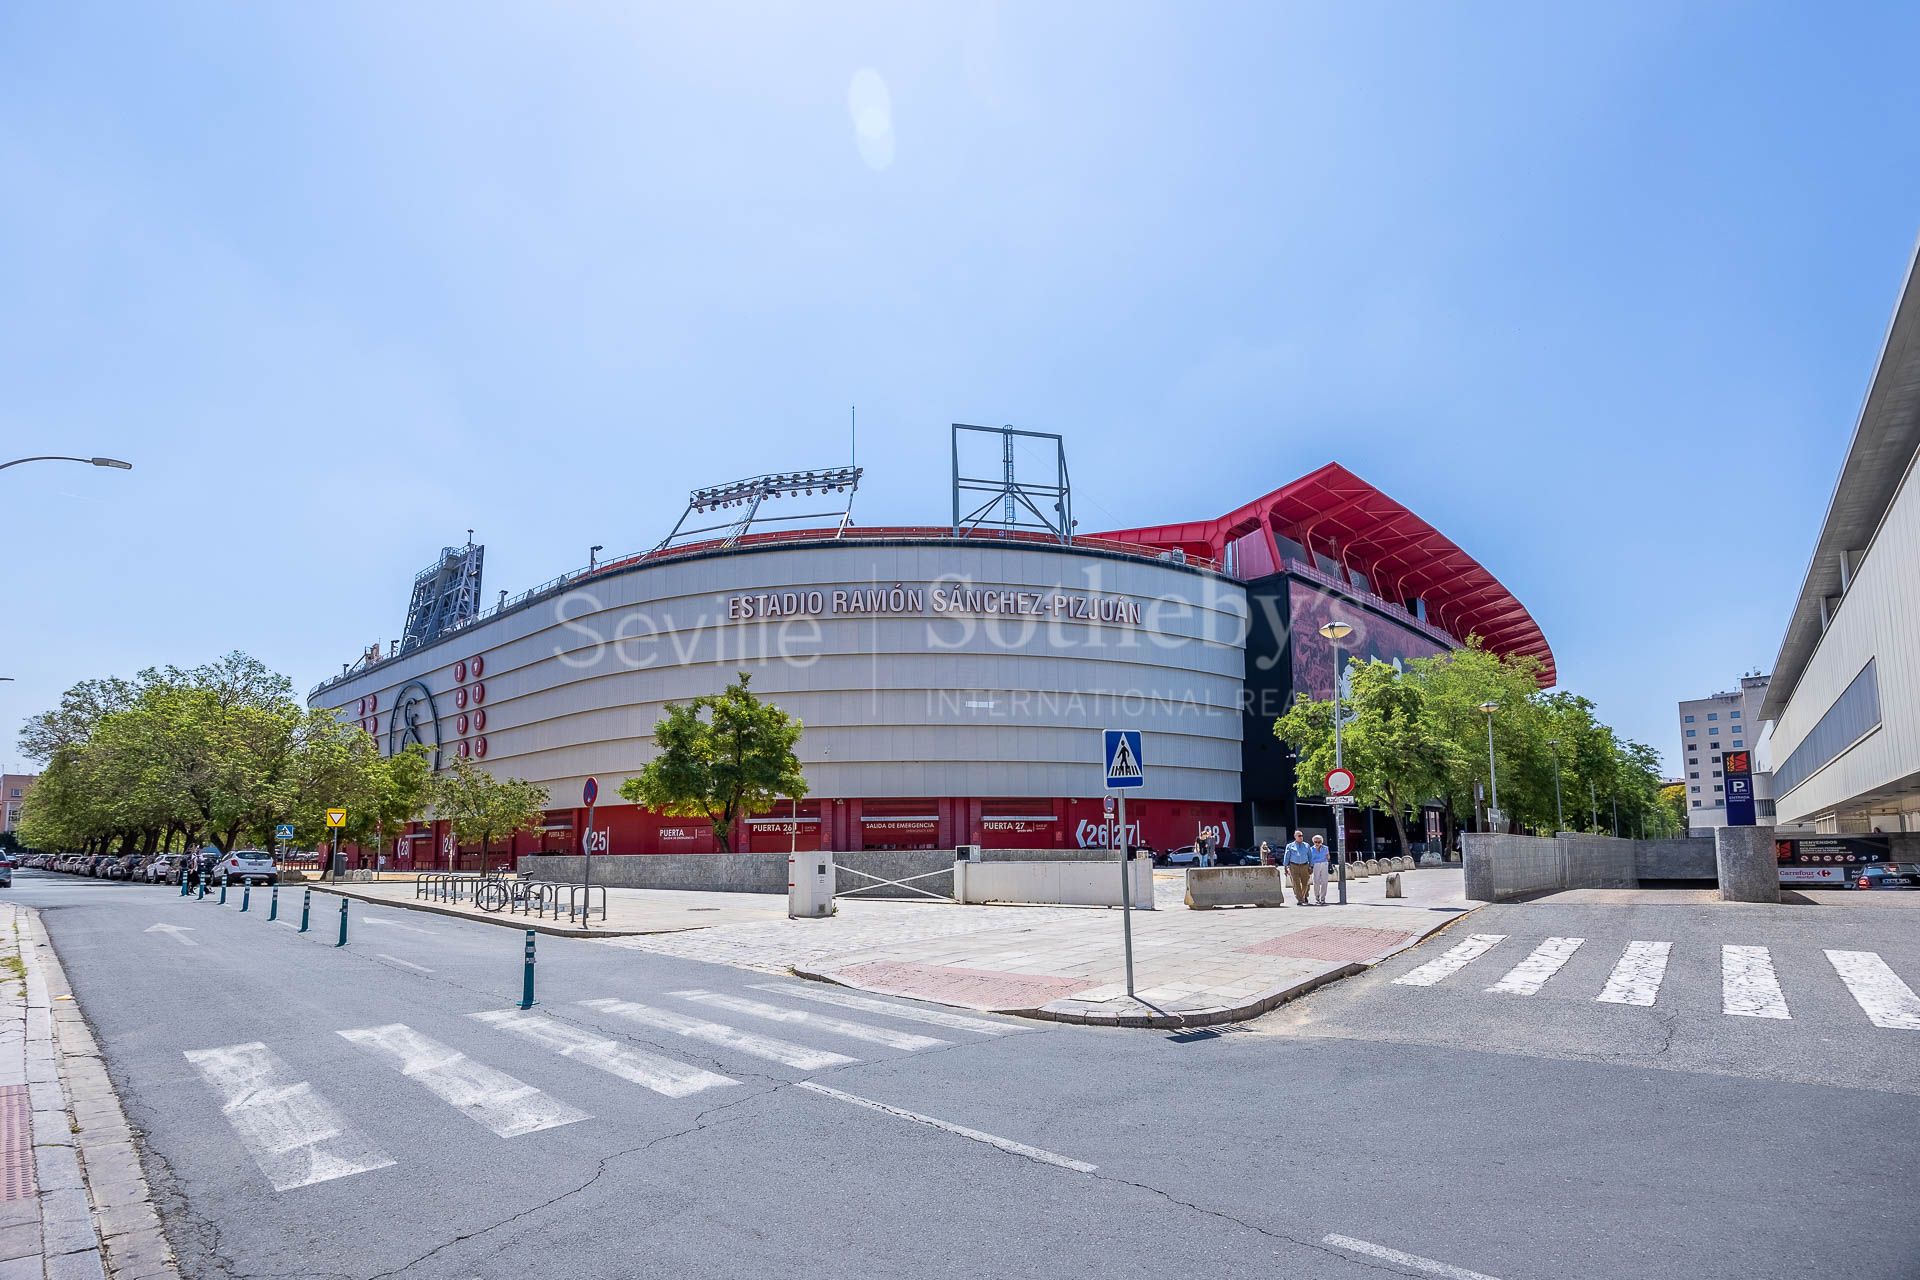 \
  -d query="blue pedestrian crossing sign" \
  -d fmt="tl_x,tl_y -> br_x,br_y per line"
1103,729 -> 1145,790
274,823 -> 295,840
